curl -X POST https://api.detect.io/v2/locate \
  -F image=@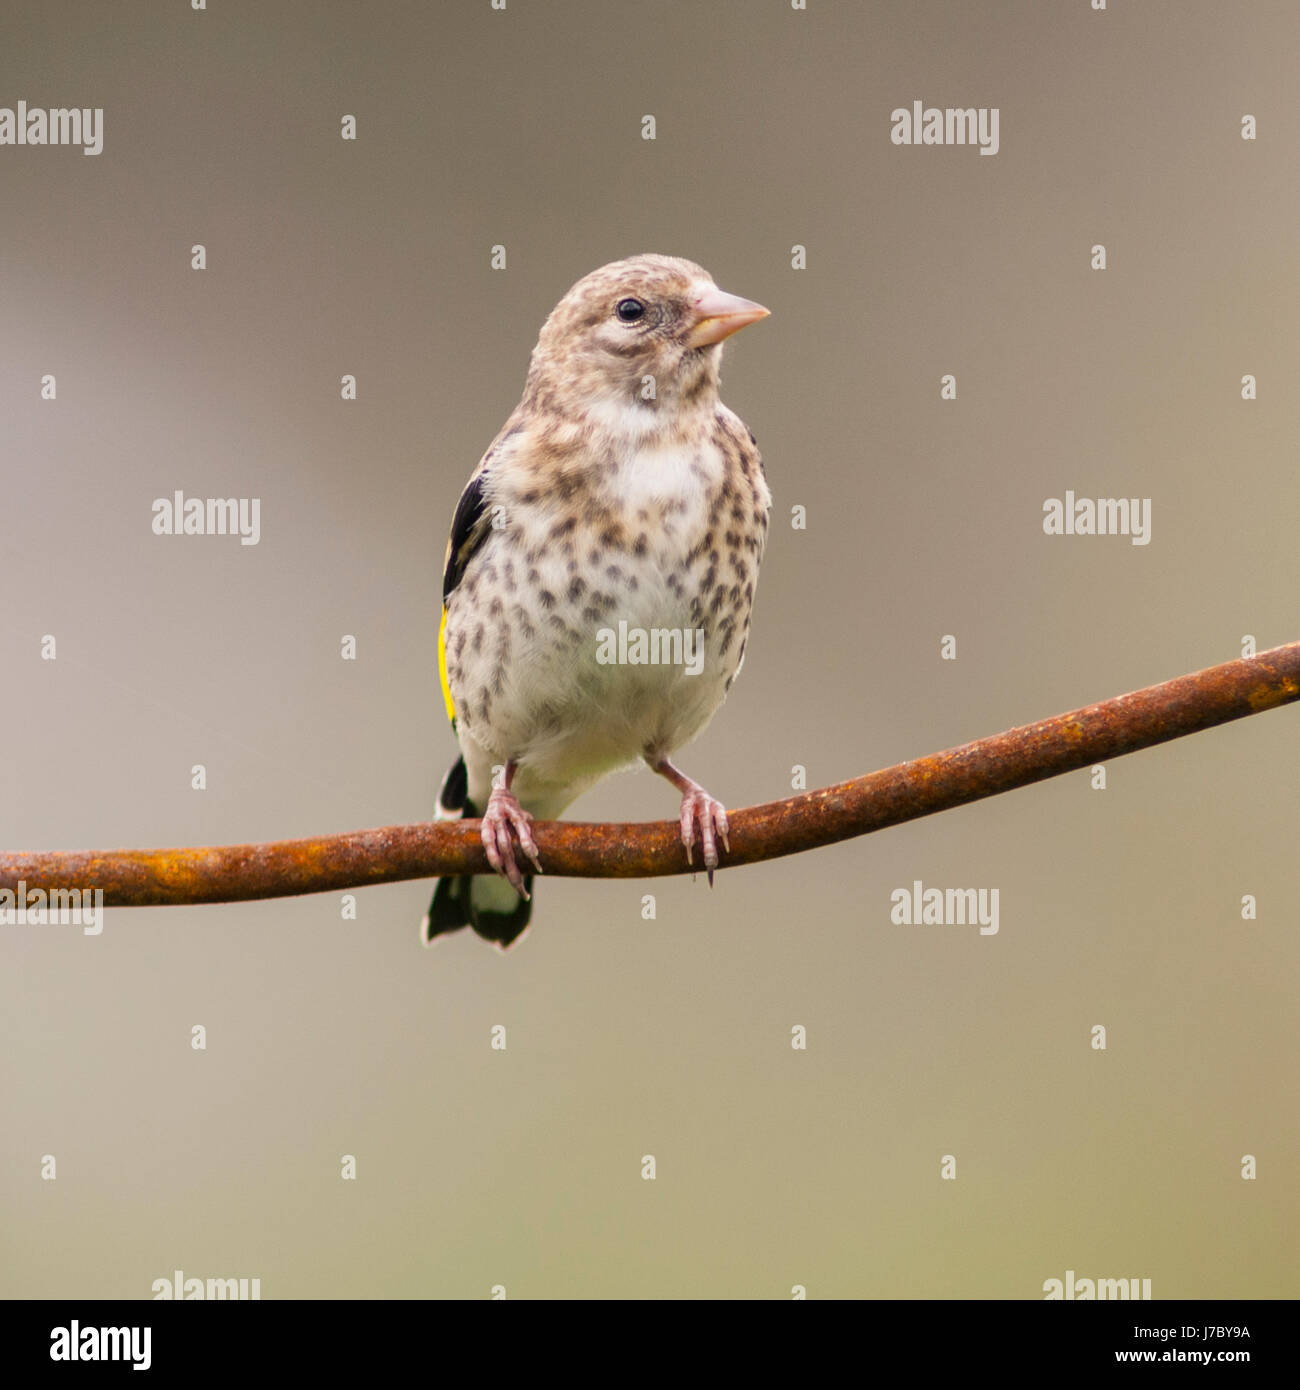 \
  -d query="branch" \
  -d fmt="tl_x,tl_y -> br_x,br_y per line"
4,643 -> 1297,908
